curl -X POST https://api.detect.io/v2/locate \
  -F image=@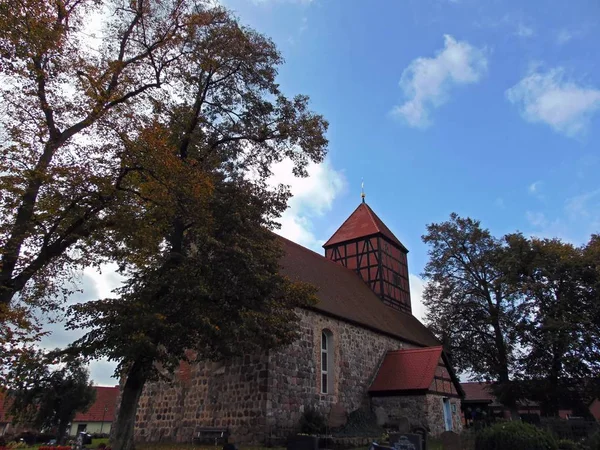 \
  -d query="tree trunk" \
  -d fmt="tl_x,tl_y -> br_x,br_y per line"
491,314 -> 519,420
112,360 -> 150,450
57,418 -> 69,445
